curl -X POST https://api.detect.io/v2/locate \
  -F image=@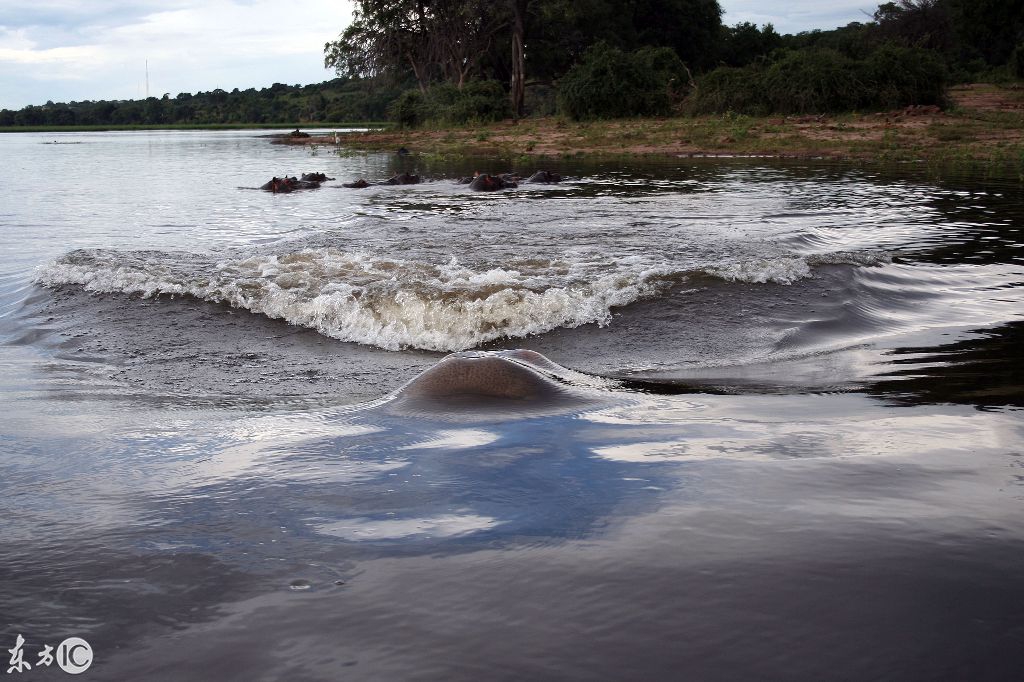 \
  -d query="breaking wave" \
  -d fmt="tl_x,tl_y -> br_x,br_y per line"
34,247 -> 889,352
